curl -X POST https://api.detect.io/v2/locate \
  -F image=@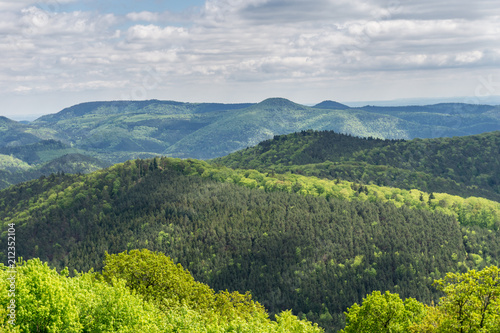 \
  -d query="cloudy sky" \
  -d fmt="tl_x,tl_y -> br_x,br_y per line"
1,0 -> 500,119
